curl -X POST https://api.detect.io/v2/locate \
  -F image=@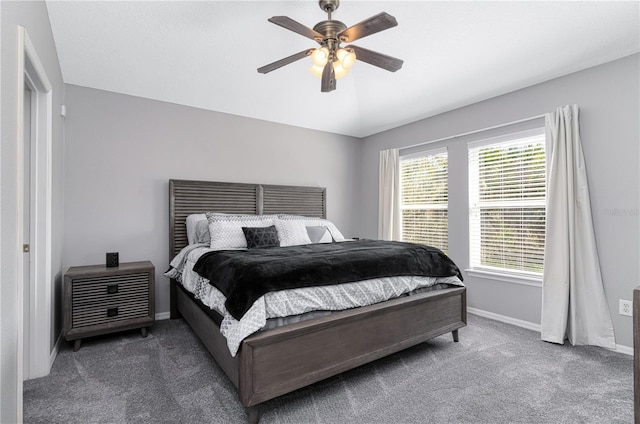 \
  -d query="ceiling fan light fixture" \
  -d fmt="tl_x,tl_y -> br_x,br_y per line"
309,64 -> 325,78
336,48 -> 356,69
311,47 -> 330,67
333,62 -> 349,79
310,60 -> 349,79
